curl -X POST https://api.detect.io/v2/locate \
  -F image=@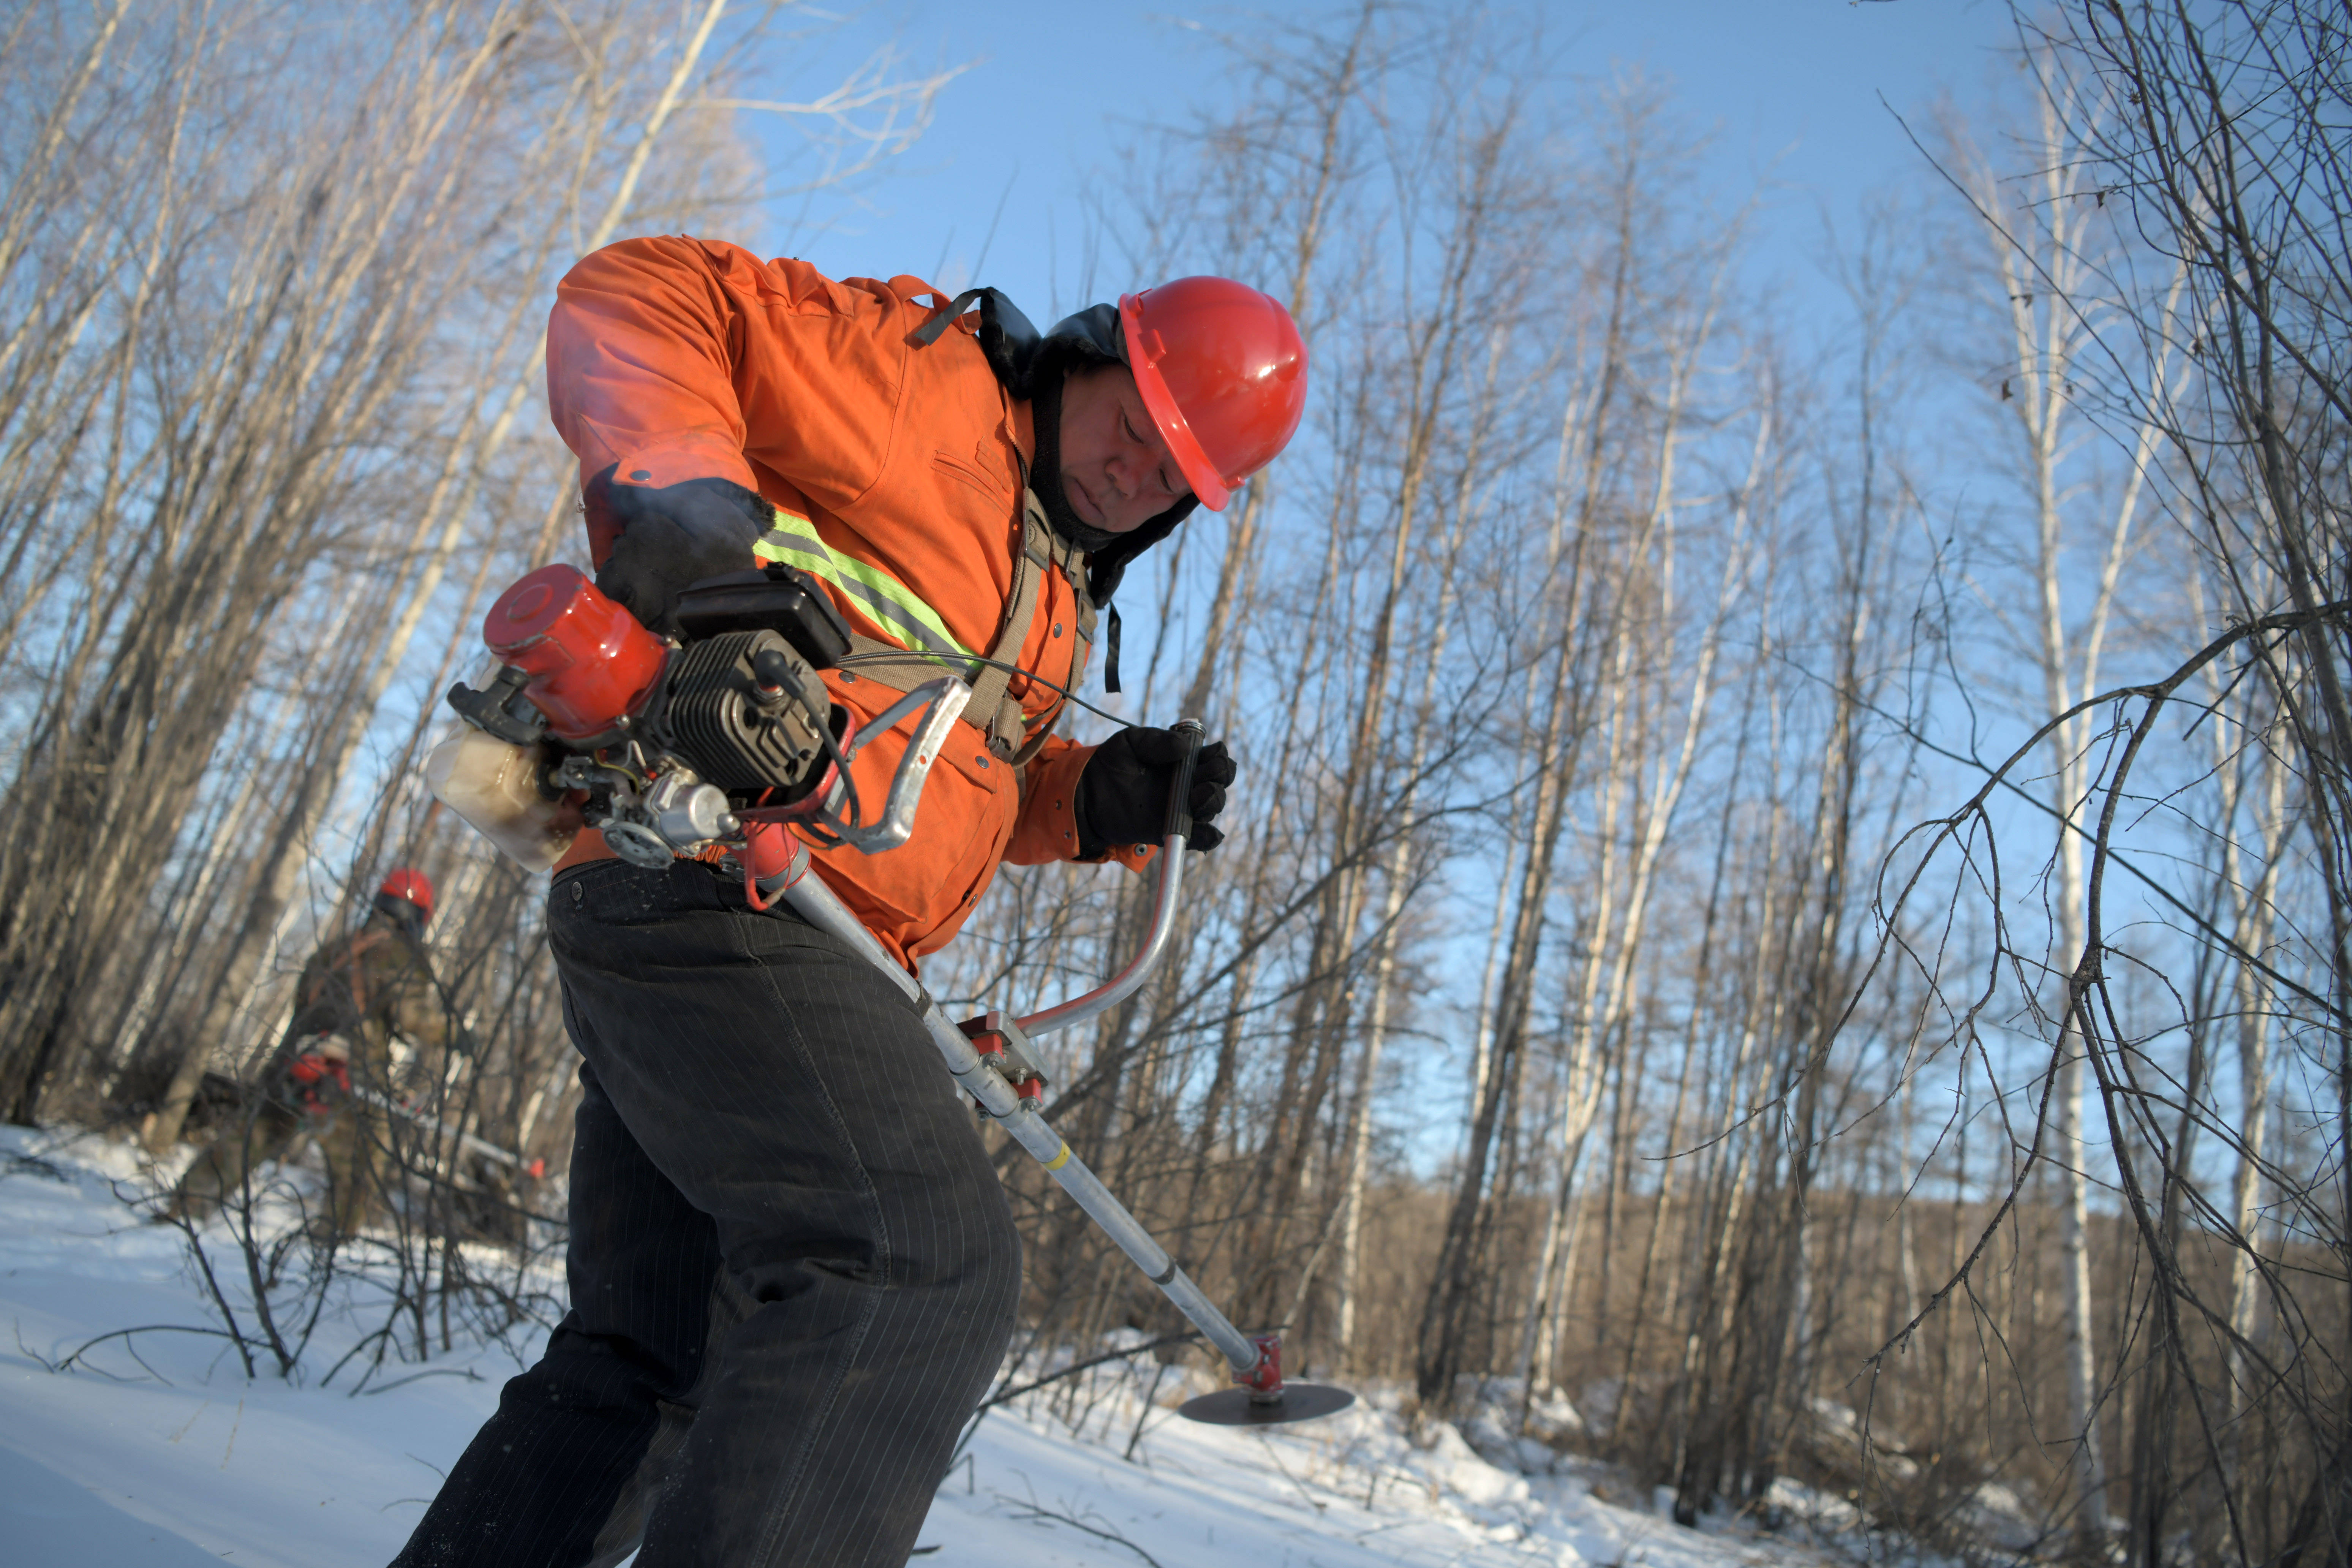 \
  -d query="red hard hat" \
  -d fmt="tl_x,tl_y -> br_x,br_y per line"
378,868 -> 435,921
1118,277 -> 1307,511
